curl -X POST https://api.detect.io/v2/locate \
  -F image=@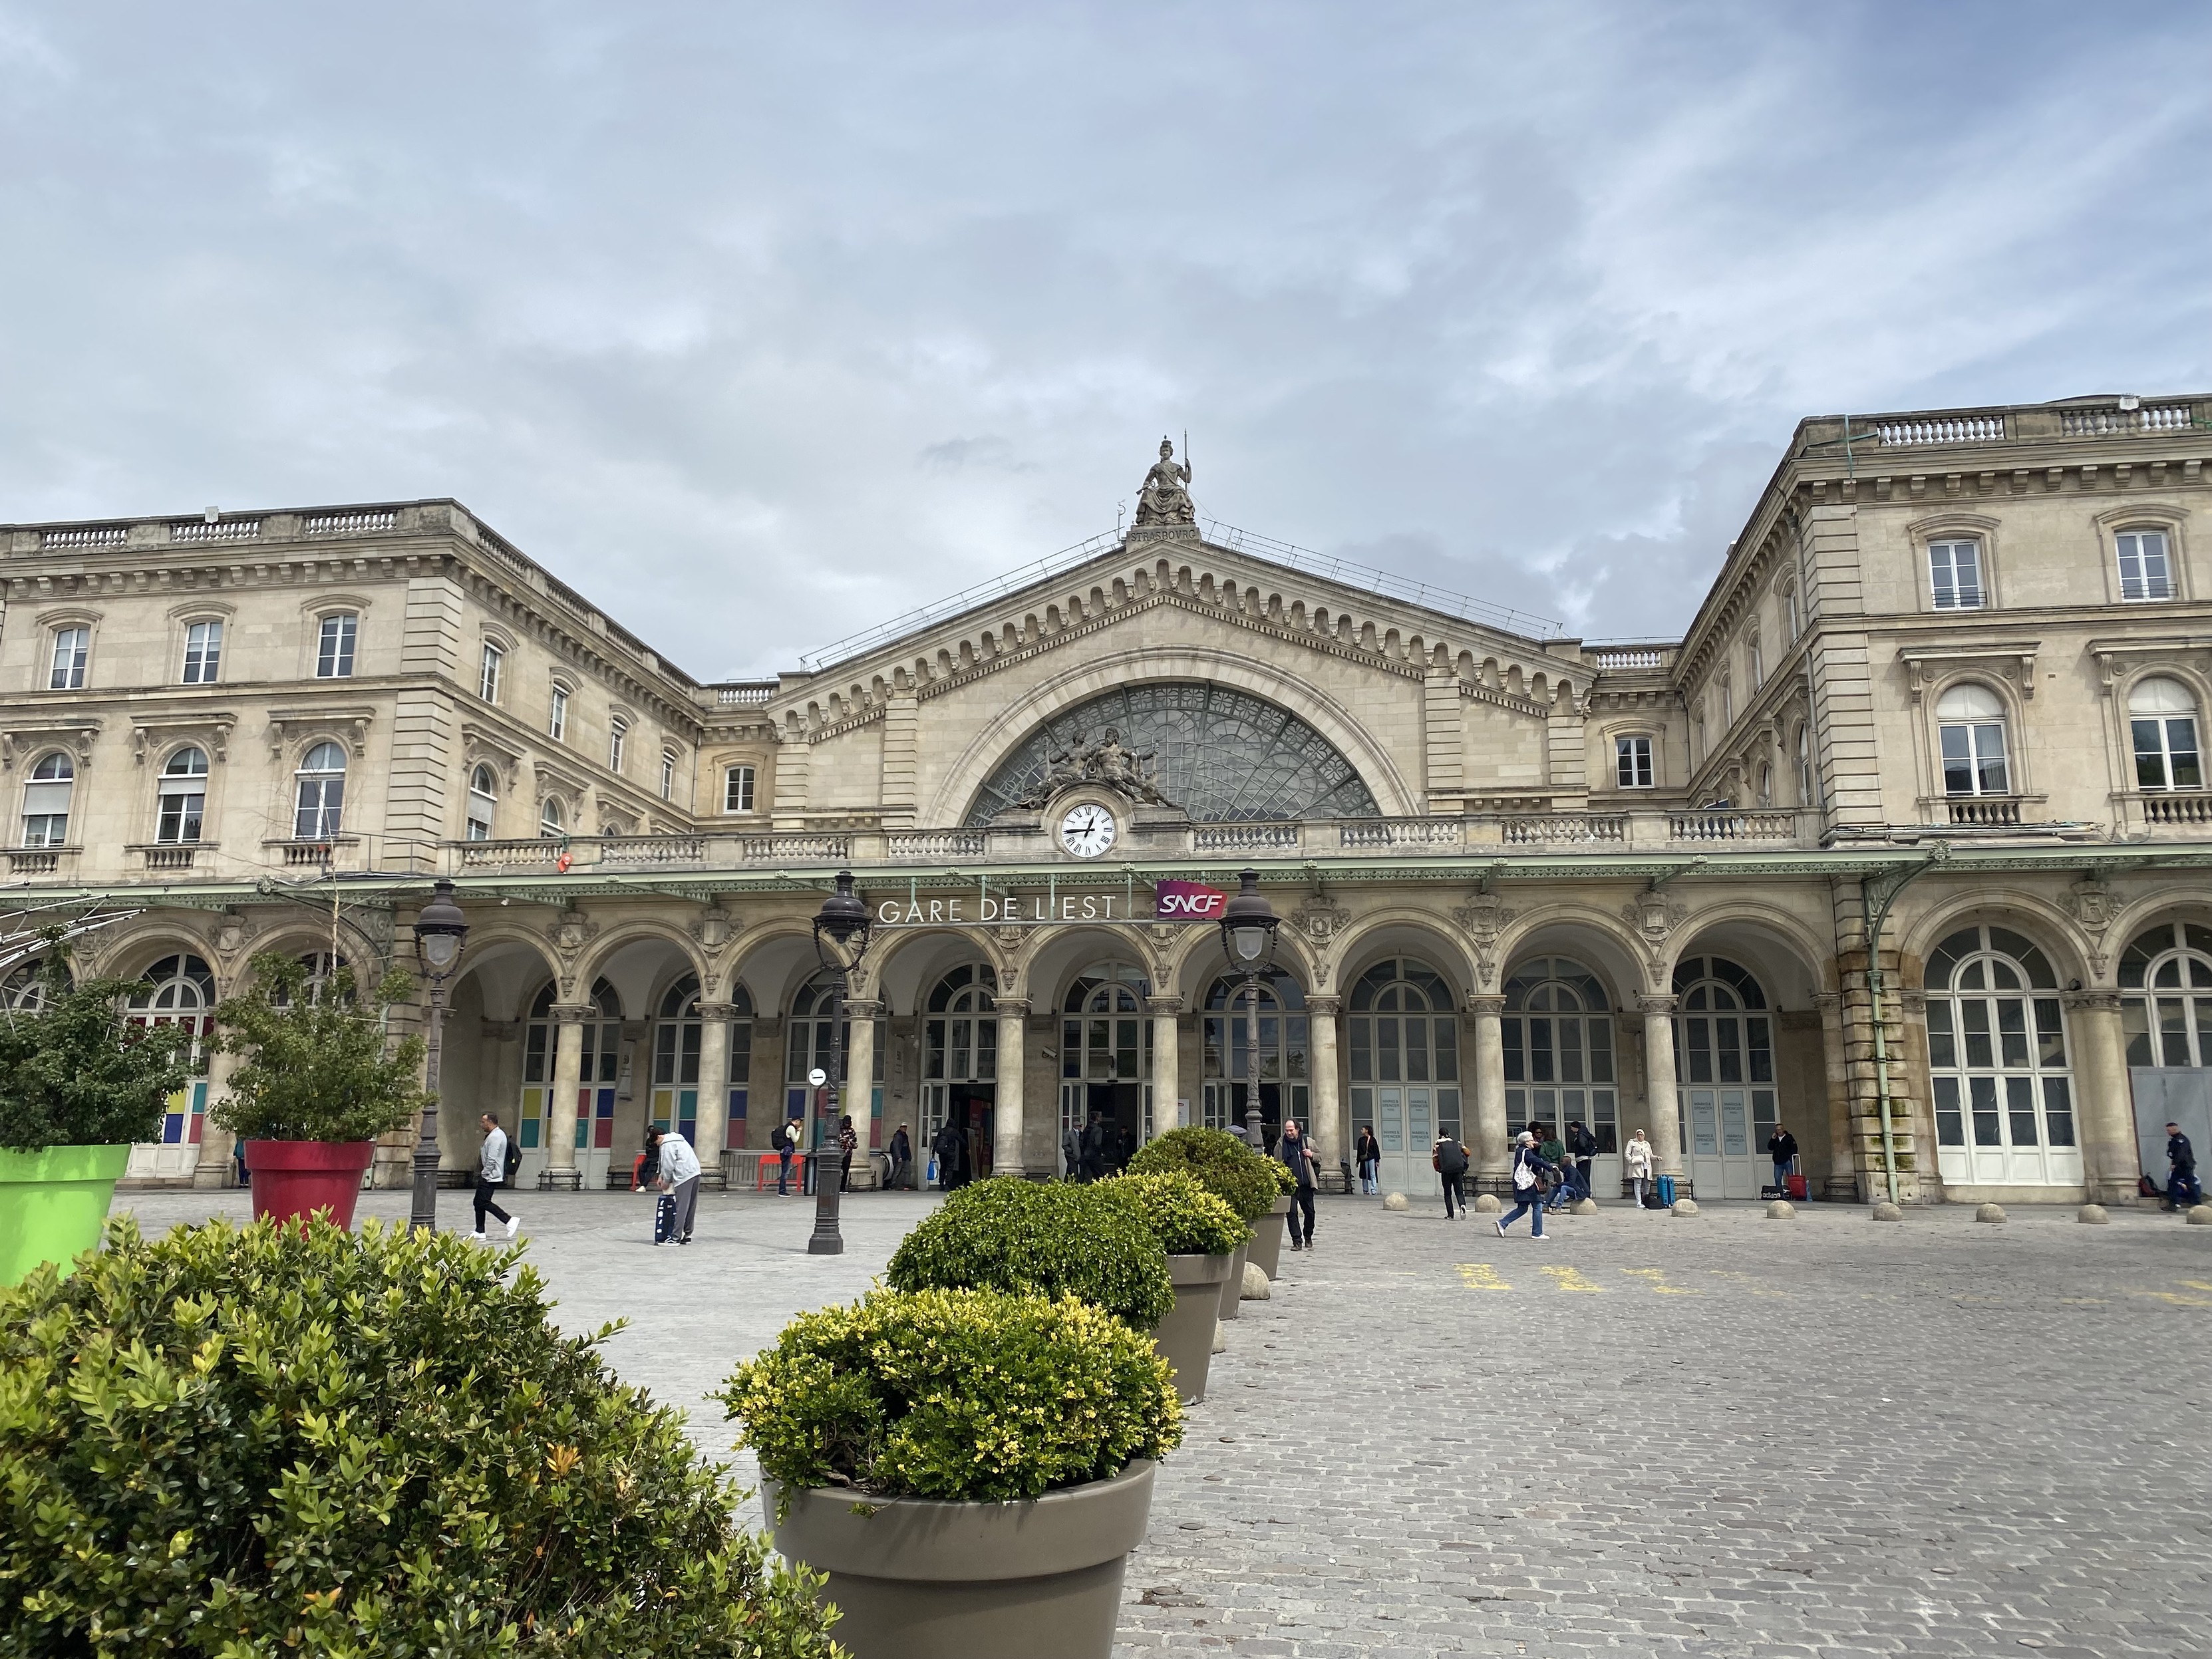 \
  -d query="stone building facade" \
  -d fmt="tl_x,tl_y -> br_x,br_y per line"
5,396 -> 2210,1206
